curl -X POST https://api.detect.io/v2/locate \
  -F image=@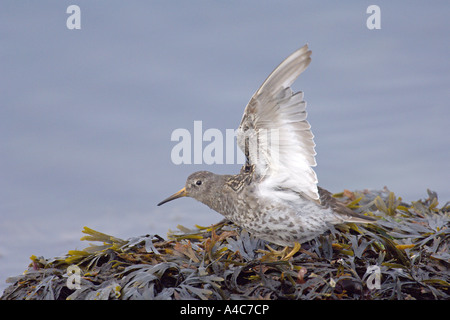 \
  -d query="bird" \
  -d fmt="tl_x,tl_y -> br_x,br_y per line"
158,44 -> 376,247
